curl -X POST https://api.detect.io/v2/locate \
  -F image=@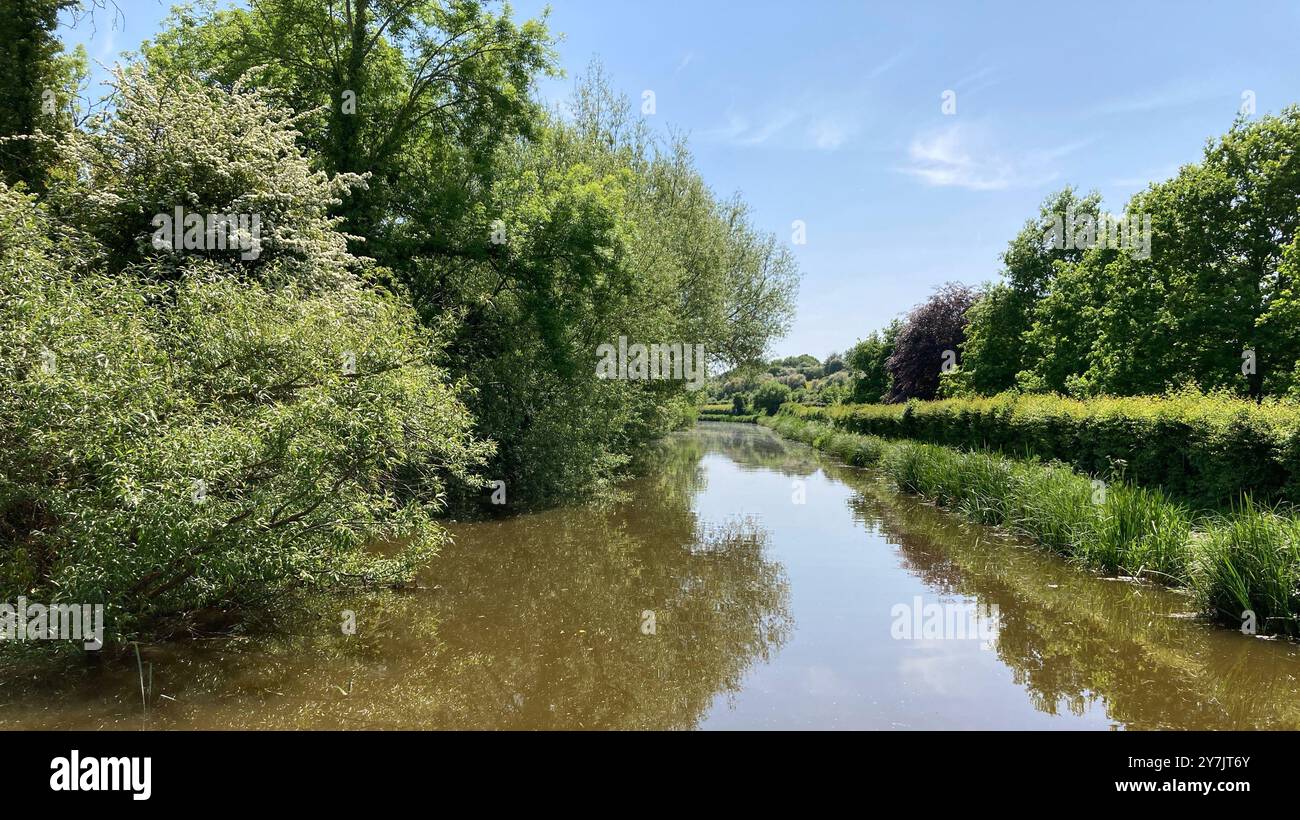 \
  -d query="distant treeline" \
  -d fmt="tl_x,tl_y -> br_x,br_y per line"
843,107 -> 1300,405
